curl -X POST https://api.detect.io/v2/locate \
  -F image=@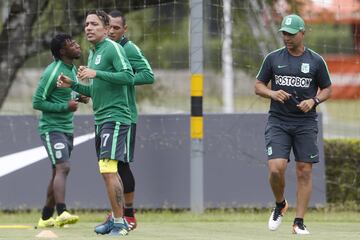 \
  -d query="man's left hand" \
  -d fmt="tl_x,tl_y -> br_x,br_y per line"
297,99 -> 316,113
